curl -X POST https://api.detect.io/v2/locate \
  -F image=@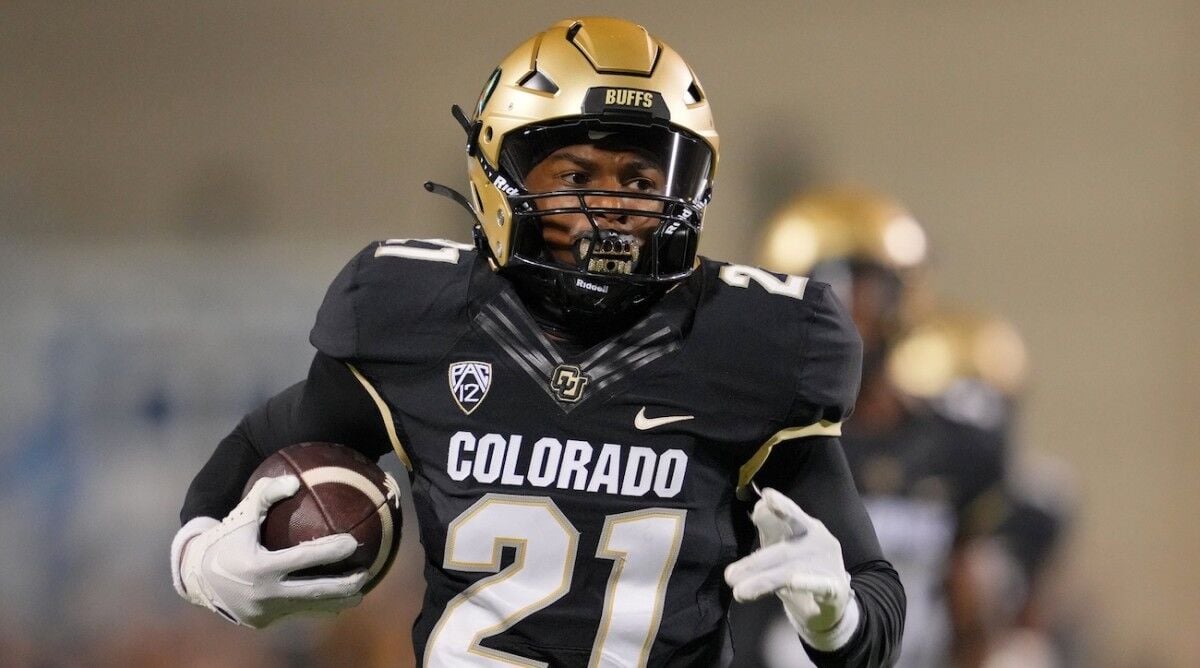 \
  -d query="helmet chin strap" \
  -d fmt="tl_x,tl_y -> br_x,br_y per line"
423,180 -> 475,218
420,104 -> 484,222
504,265 -> 662,347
